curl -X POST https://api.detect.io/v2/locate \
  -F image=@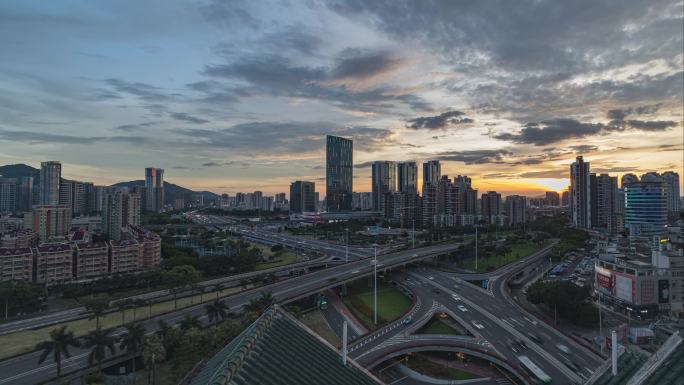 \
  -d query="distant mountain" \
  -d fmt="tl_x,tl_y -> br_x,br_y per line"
0,164 -> 40,180
112,180 -> 220,205
0,163 -> 219,205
